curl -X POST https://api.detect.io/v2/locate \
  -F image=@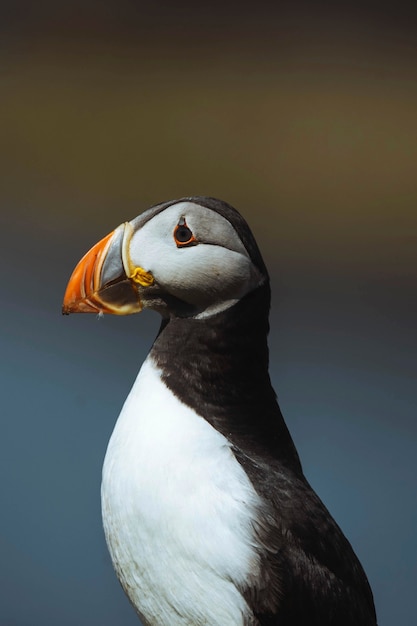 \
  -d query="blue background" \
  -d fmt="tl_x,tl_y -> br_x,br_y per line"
1,2 -> 416,624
